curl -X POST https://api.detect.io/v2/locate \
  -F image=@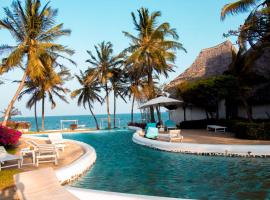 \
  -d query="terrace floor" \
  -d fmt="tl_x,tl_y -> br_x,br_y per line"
158,129 -> 270,145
